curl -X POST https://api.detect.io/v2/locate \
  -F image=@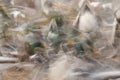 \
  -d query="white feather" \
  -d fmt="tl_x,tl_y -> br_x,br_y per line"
0,56 -> 18,62
10,51 -> 19,55
90,71 -> 120,80
10,0 -> 15,6
30,54 -> 37,60
90,2 -> 101,8
79,11 -> 99,33
47,31 -> 59,40
10,11 -> 26,18
110,18 -> 118,45
102,3 -> 112,9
